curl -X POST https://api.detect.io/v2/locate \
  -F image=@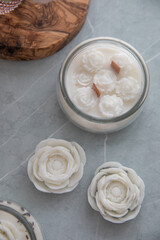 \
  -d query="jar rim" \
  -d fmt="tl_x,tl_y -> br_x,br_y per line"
0,200 -> 41,240
59,37 -> 150,123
